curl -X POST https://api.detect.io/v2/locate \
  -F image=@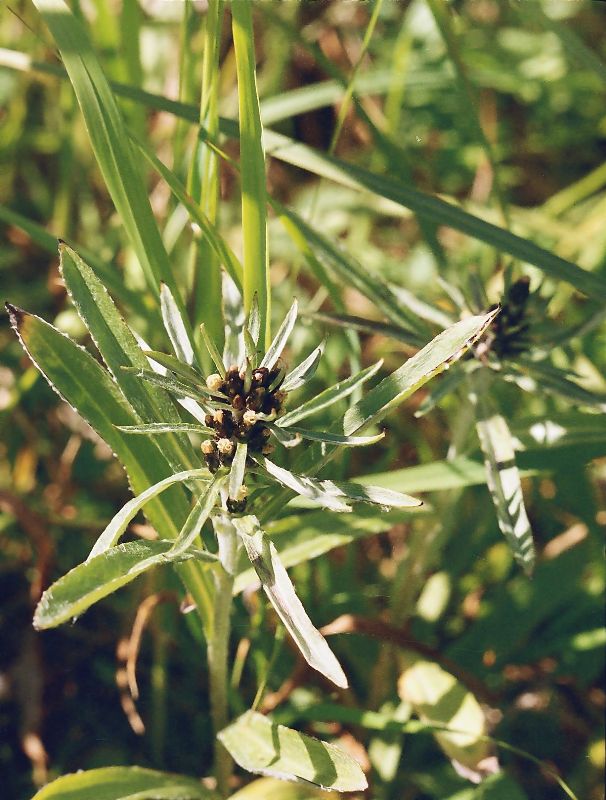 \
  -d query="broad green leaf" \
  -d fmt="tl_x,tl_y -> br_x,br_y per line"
472,375 -> 536,575
398,659 -> 494,775
7,304 -> 214,631
88,469 -> 210,560
343,311 -> 499,436
232,0 -> 270,345
234,517 -> 348,688
34,540 -> 217,630
169,477 -> 225,557
230,776 -> 334,800
160,283 -> 196,367
282,344 -> 324,392
59,244 -> 197,473
33,0 -> 182,302
135,139 -> 243,290
218,711 -> 367,791
30,766 -> 217,800
260,299 -> 298,370
277,360 -> 384,428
